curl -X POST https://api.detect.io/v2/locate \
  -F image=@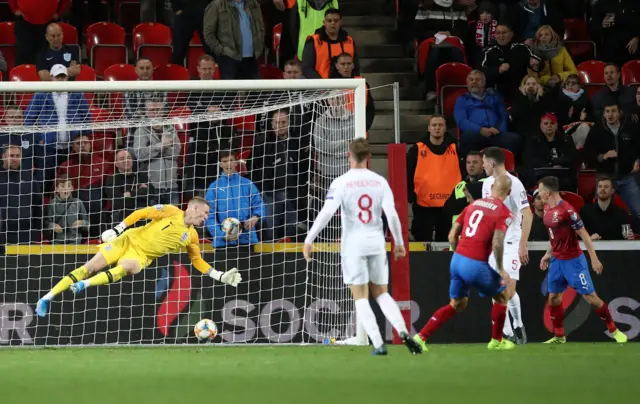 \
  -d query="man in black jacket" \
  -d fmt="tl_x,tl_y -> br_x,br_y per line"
590,0 -> 640,67
510,0 -> 564,44
443,150 -> 486,227
482,24 -> 543,102
585,99 -> 640,228
528,189 -> 549,241
591,64 -> 636,119
523,113 -> 577,190
581,176 -> 634,240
